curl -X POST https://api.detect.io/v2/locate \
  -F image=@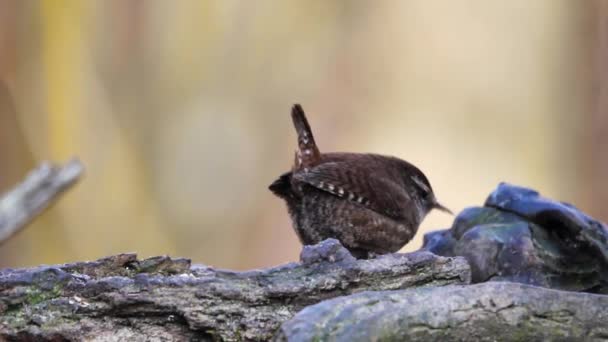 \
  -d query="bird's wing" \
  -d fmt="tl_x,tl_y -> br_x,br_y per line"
292,162 -> 412,220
